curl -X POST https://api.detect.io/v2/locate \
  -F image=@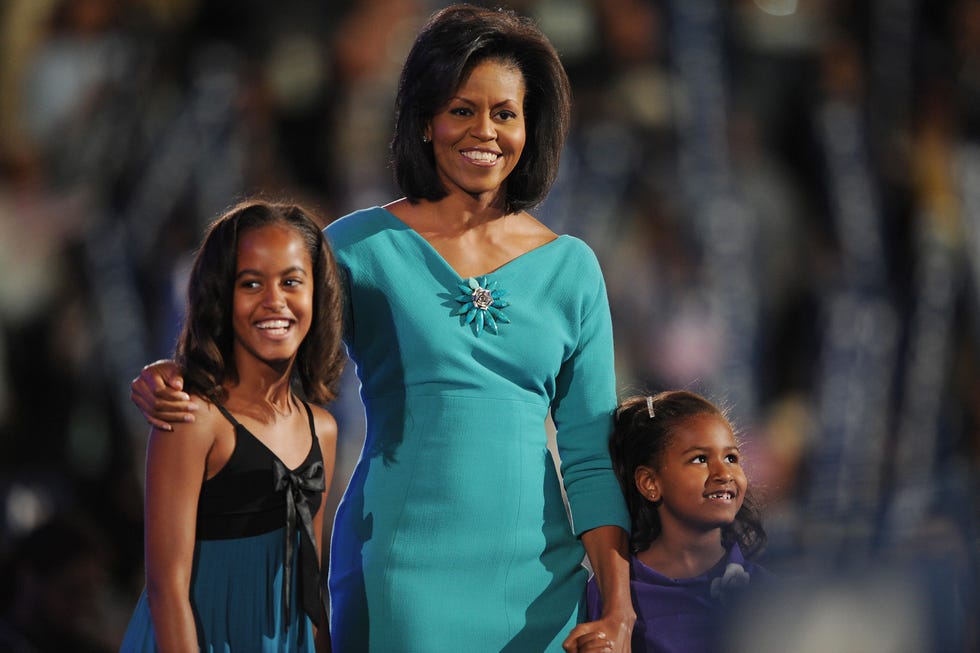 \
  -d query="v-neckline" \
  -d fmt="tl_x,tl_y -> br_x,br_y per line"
217,402 -> 315,474
376,206 -> 565,280
244,423 -> 315,474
